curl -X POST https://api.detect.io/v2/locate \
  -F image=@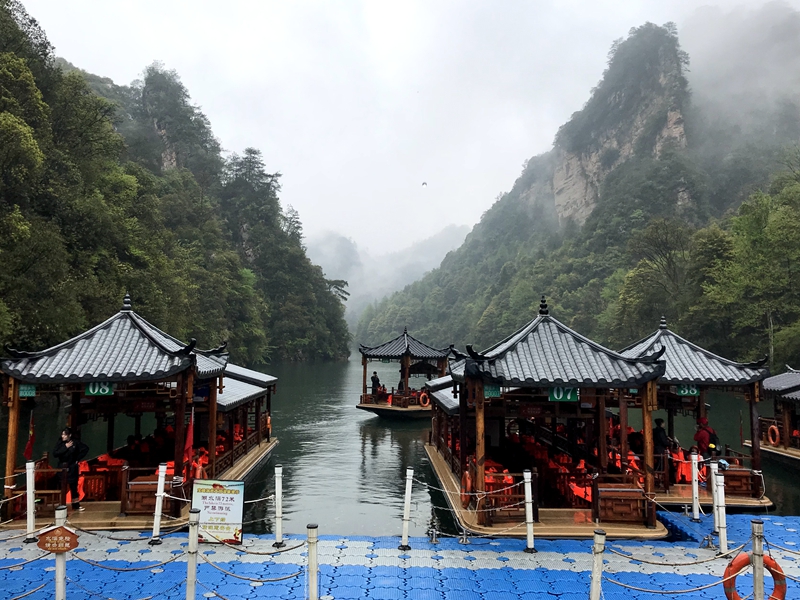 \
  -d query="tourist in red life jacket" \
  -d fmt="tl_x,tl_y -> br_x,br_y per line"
693,417 -> 717,459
